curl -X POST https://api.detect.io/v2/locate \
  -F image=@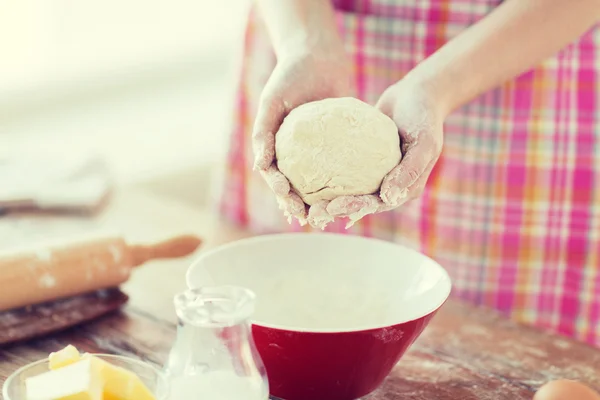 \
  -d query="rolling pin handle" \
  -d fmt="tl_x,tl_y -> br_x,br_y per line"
130,234 -> 202,267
